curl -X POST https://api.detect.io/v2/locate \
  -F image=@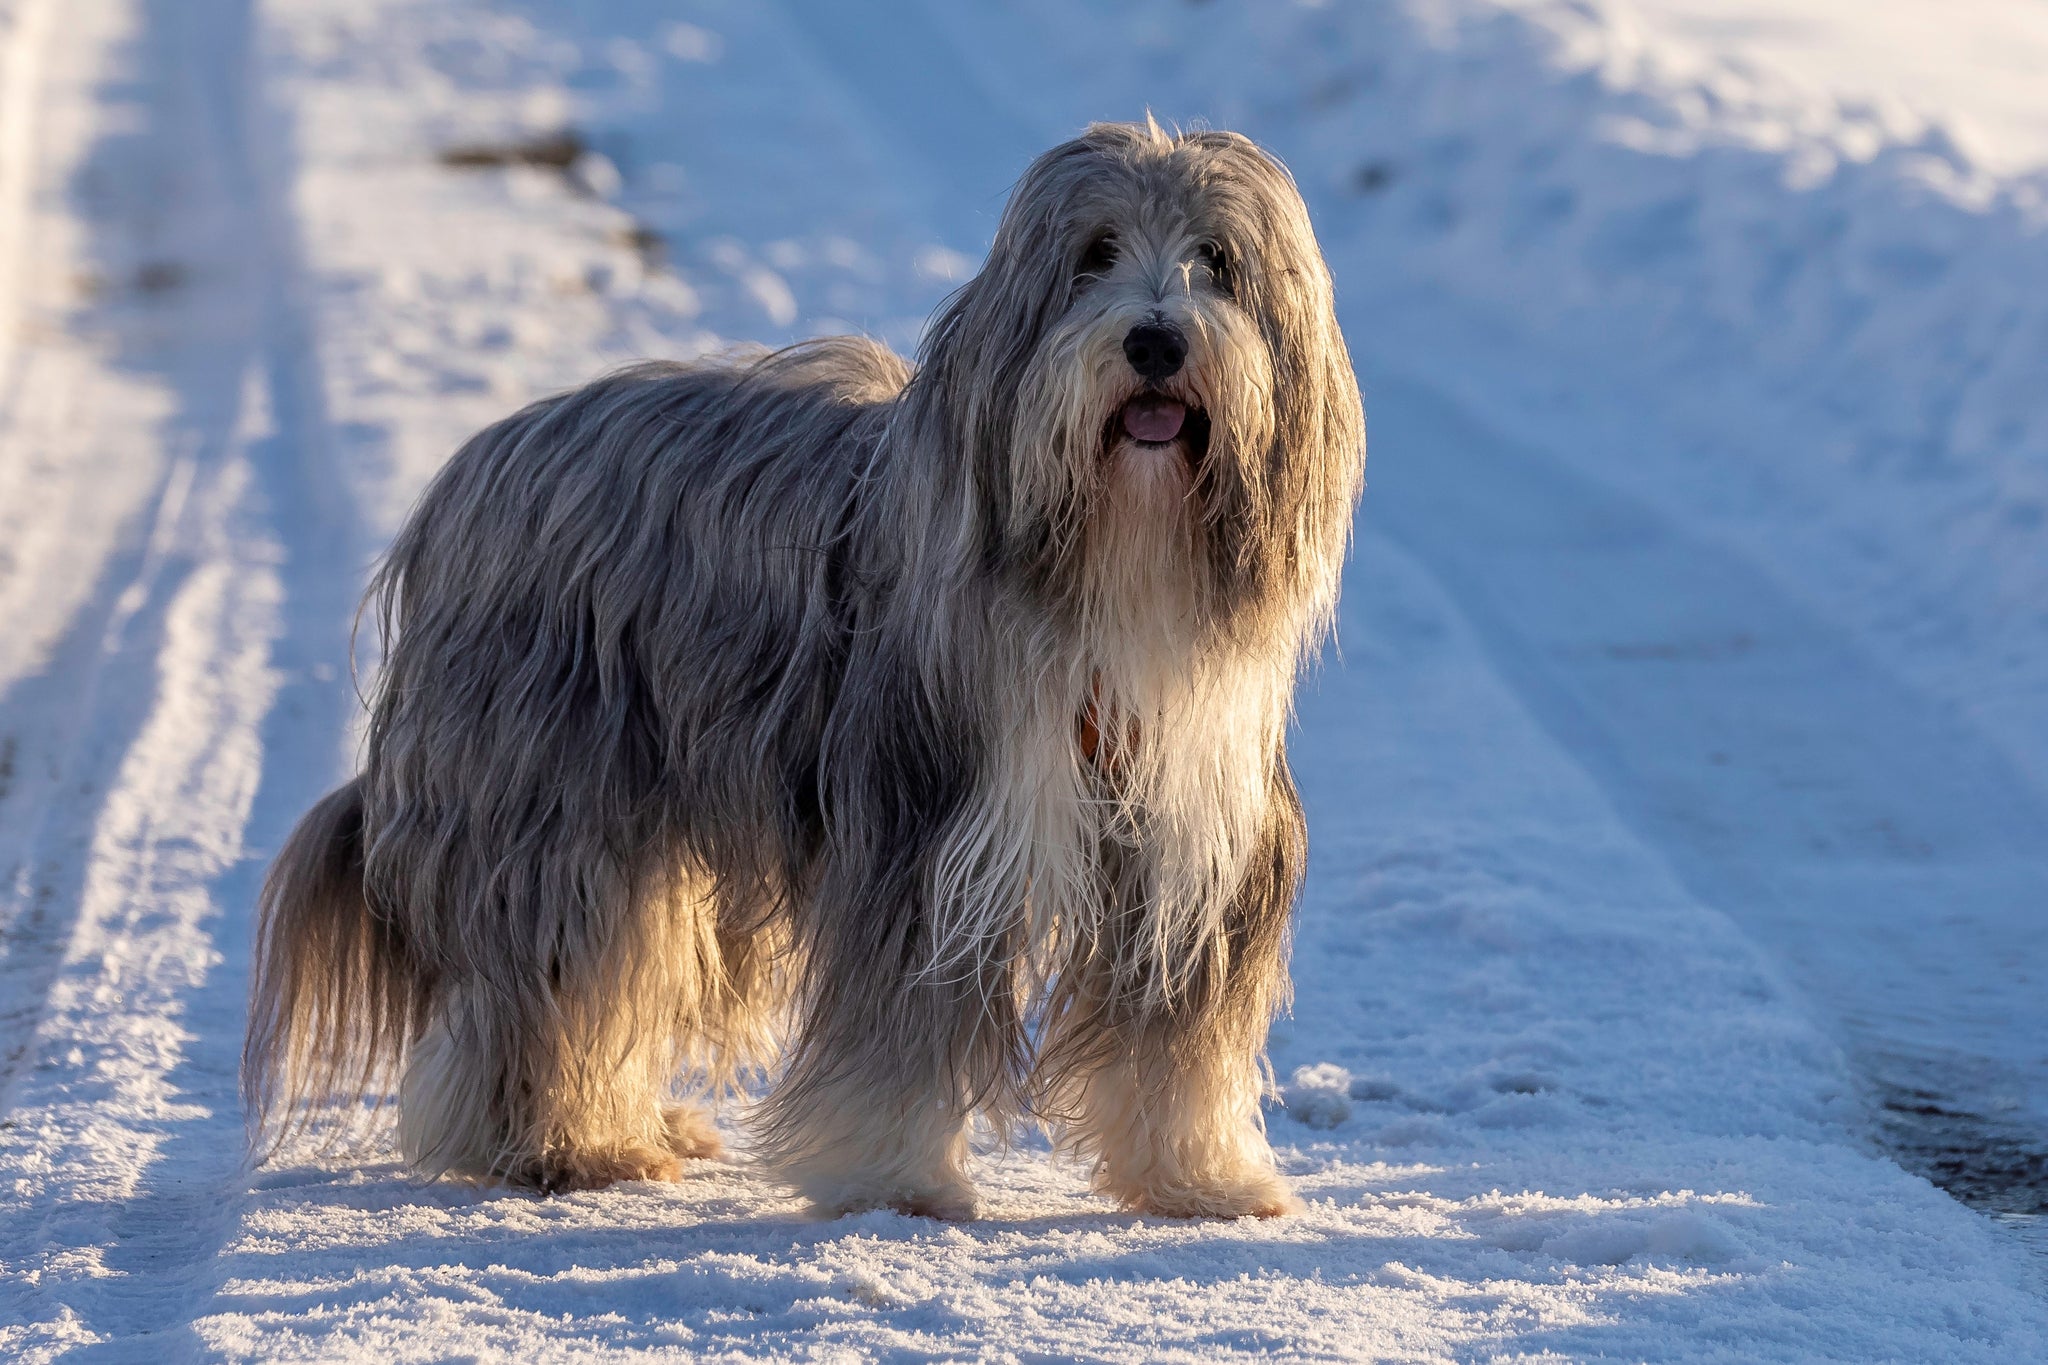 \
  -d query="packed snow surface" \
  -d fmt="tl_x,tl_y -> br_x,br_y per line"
1,0 -> 2044,1359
